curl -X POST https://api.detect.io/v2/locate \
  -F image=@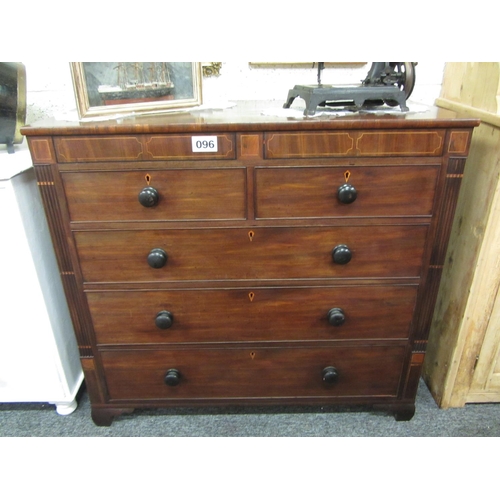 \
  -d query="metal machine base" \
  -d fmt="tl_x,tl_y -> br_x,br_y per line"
284,84 -> 409,116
